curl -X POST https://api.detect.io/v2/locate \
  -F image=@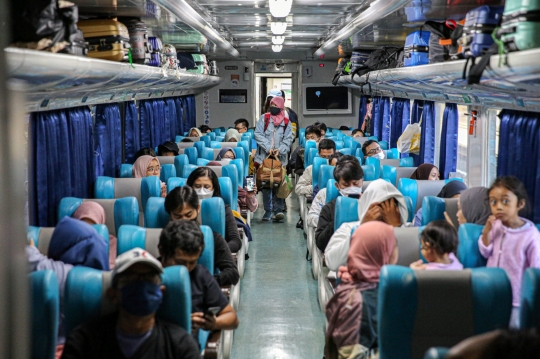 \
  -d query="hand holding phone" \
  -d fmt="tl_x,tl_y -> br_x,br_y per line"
204,306 -> 221,317
246,176 -> 254,192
